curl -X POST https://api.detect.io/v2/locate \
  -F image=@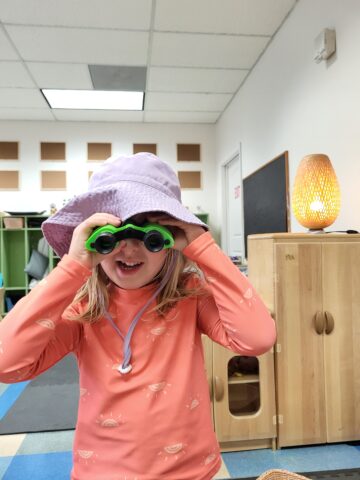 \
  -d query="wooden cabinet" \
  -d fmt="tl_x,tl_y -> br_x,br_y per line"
248,233 -> 360,448
202,336 -> 276,451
